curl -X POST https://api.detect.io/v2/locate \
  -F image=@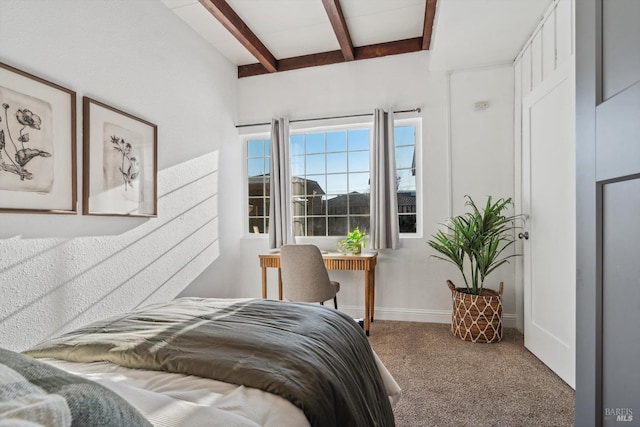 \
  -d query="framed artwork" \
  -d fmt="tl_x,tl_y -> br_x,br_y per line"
83,97 -> 157,217
0,61 -> 77,214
